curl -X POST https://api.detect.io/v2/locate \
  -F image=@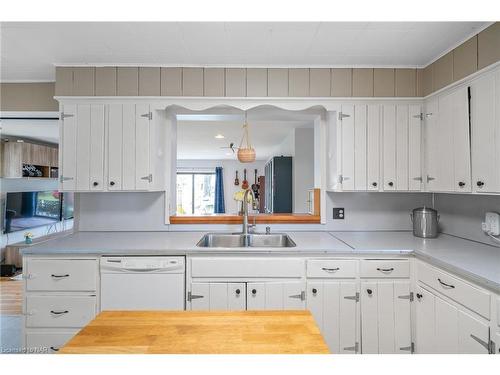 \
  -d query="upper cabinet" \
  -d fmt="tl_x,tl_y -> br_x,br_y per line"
59,103 -> 166,192
329,103 -> 422,192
